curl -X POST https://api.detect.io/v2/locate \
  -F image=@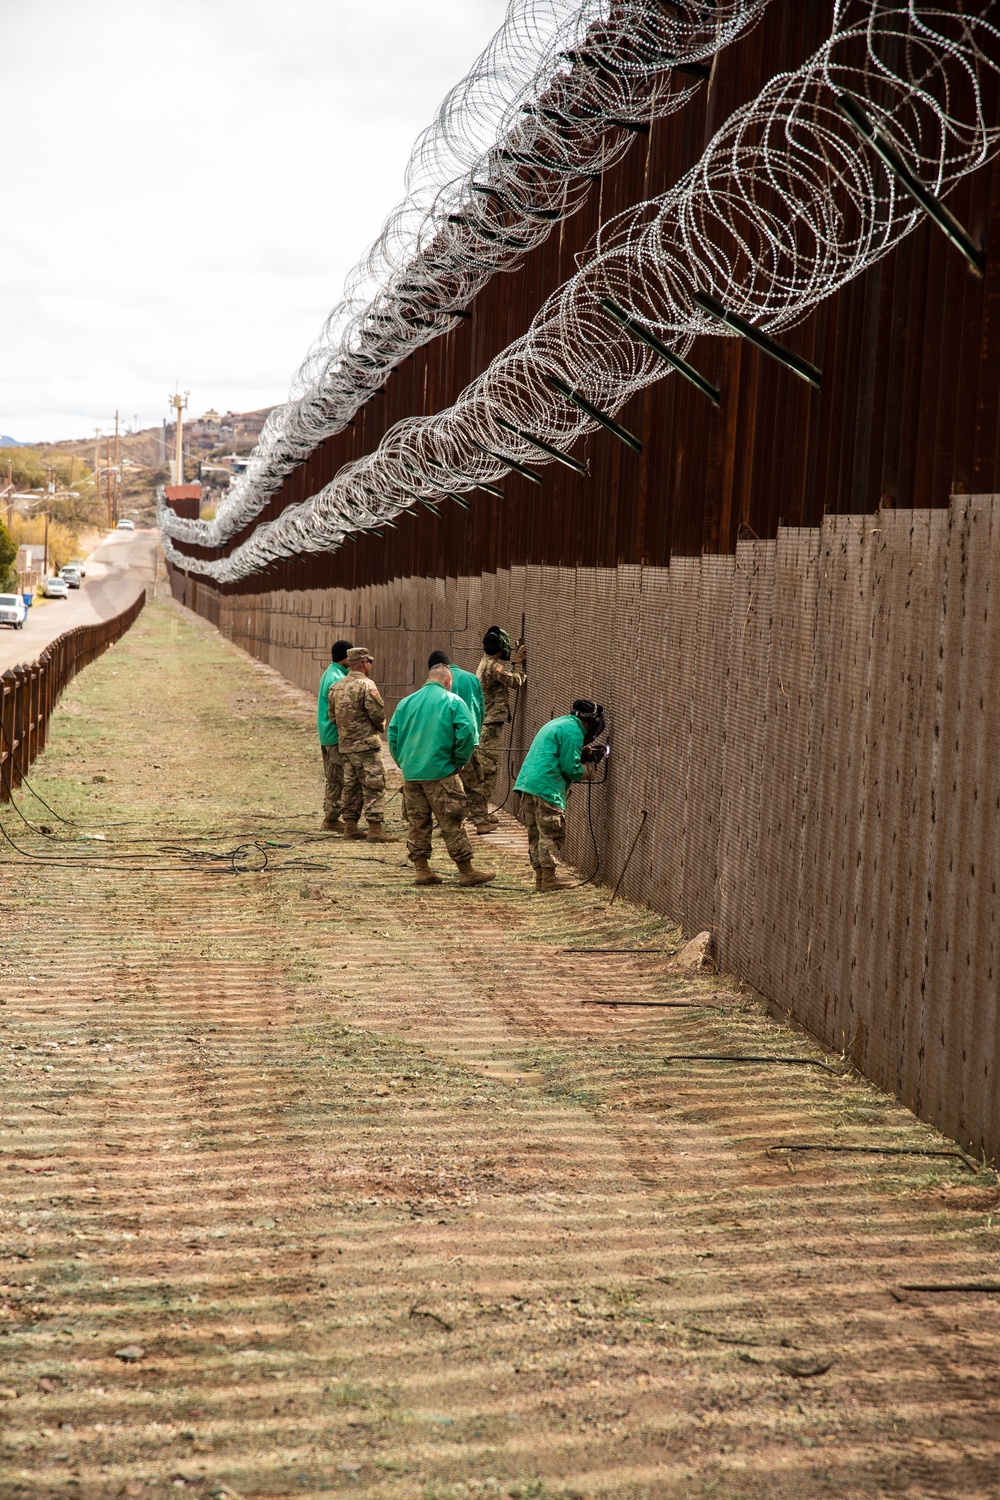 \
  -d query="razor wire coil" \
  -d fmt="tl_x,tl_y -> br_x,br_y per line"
162,1 -> 1000,581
